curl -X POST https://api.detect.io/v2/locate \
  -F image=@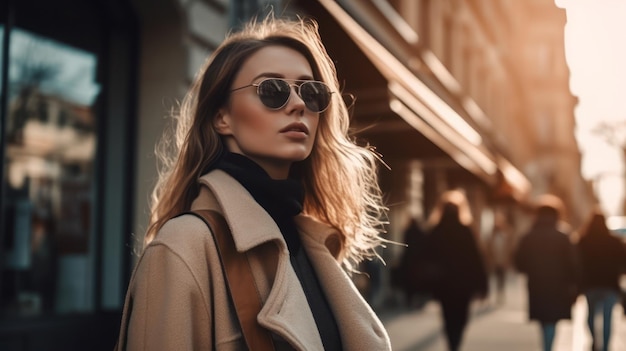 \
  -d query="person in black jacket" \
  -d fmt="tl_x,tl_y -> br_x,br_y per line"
576,209 -> 626,351
514,194 -> 578,351
391,217 -> 430,308
424,190 -> 488,351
